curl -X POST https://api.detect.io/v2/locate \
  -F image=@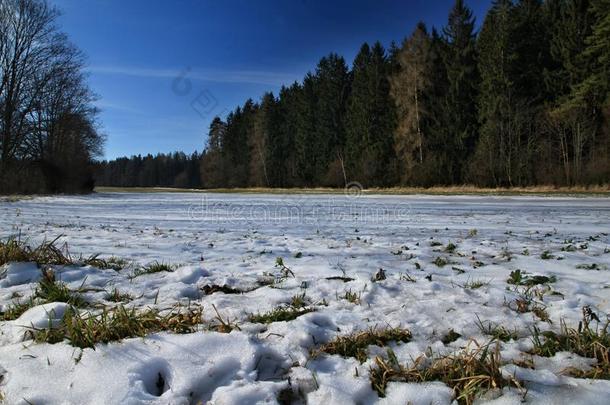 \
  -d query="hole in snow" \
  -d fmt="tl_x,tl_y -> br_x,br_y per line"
135,358 -> 172,397
255,349 -> 290,381
201,284 -> 247,295
155,372 -> 166,396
